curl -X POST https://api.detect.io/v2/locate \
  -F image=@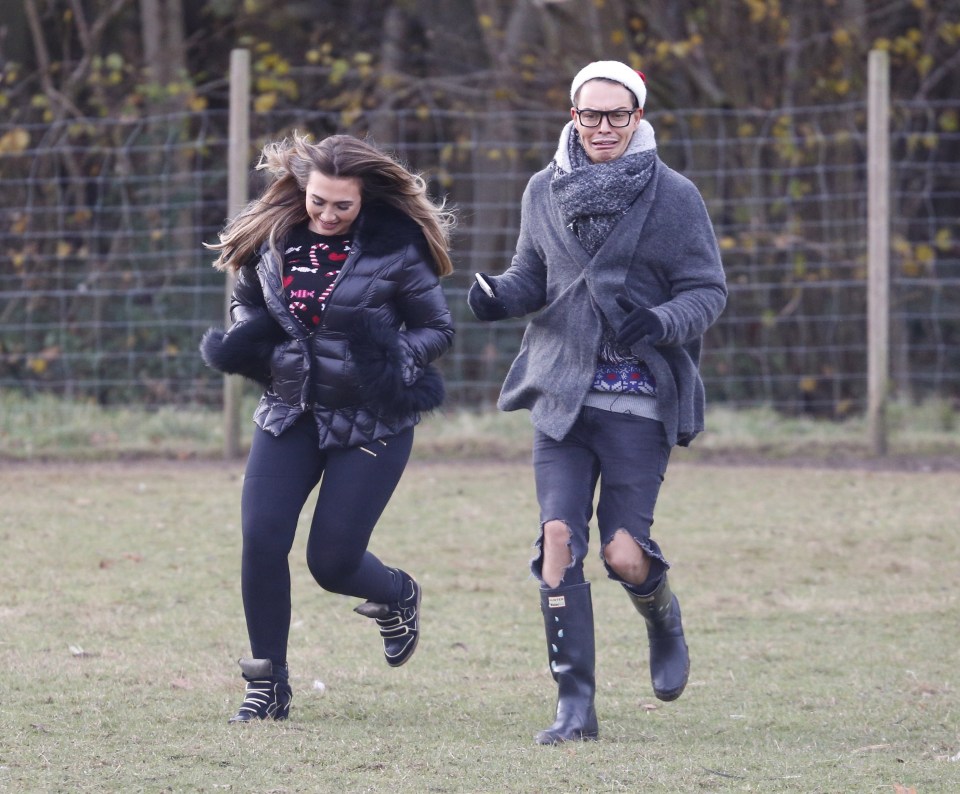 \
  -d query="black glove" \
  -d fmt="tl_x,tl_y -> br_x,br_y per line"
615,295 -> 664,347
467,273 -> 509,322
